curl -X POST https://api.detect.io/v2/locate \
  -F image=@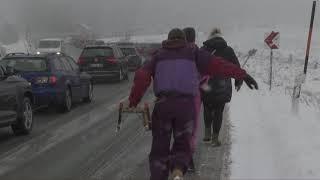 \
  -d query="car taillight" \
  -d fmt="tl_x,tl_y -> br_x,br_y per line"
106,57 -> 117,64
78,57 -> 85,65
49,76 -> 57,85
